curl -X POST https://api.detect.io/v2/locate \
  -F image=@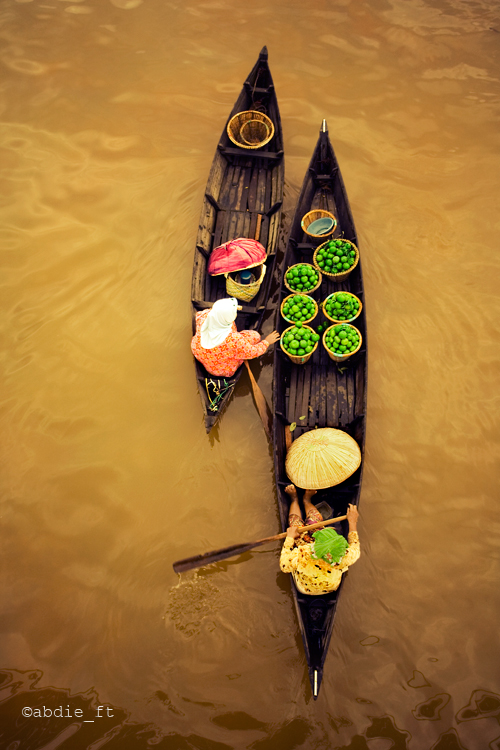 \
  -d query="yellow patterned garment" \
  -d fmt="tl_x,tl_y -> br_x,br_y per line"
279,531 -> 360,595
